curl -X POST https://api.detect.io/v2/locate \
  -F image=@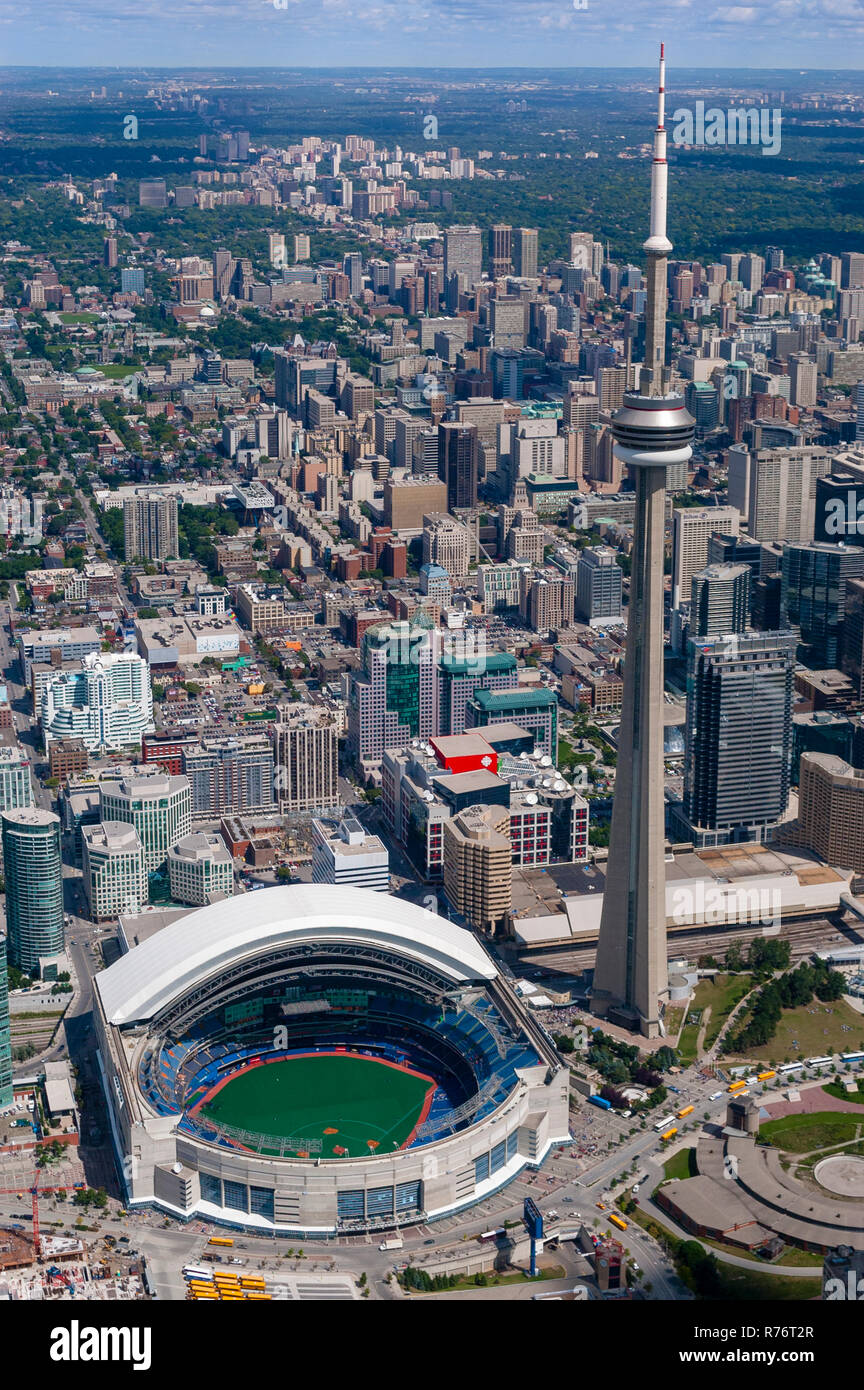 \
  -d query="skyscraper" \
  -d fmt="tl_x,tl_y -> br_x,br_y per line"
123,493 -> 179,562
438,421 -> 479,510
343,252 -> 363,296
682,632 -> 796,843
672,505 -> 740,609
347,616 -> 439,772
1,808 -> 64,975
444,225 -> 483,286
690,563 -> 750,640
591,47 -> 696,1037
488,224 -> 512,278
780,541 -> 864,668
513,227 -> 539,279
274,708 -> 339,813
